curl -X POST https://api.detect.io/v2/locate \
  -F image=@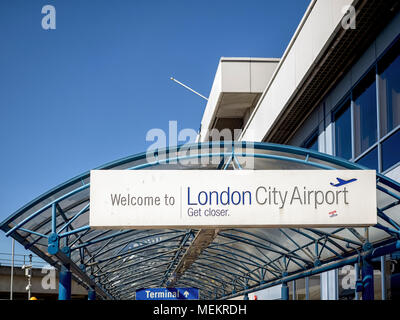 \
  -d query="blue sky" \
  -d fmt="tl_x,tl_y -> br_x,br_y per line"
0,0 -> 309,256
